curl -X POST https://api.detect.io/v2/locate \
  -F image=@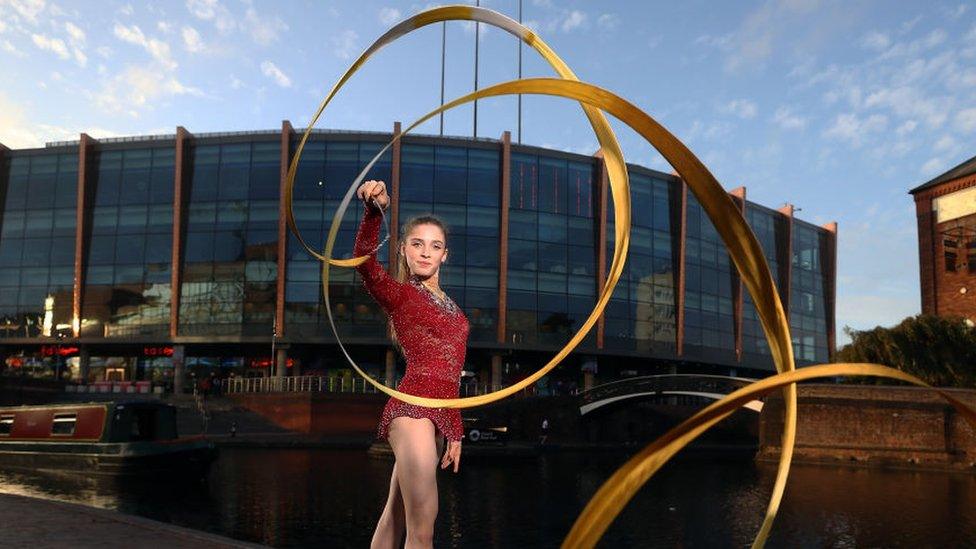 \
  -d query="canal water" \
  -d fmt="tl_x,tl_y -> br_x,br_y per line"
0,448 -> 973,548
